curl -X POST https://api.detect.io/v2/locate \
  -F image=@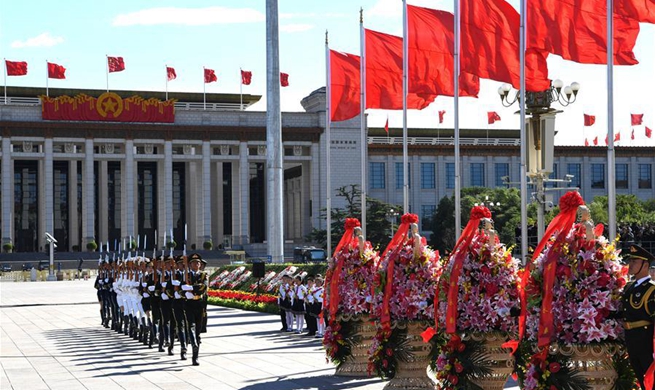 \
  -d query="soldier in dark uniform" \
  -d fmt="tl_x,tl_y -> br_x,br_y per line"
183,253 -> 208,366
149,256 -> 163,352
160,256 -> 176,355
622,244 -> 655,390
200,258 -> 209,335
172,256 -> 189,360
